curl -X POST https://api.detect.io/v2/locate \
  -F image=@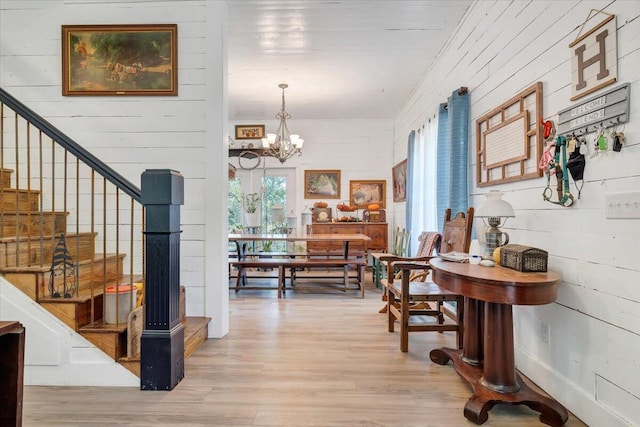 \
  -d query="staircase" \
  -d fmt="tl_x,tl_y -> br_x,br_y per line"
0,88 -> 210,381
